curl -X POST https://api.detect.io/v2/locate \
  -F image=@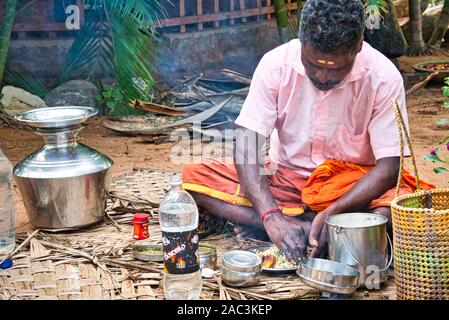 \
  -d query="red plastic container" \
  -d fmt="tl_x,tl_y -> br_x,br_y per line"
133,213 -> 149,240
